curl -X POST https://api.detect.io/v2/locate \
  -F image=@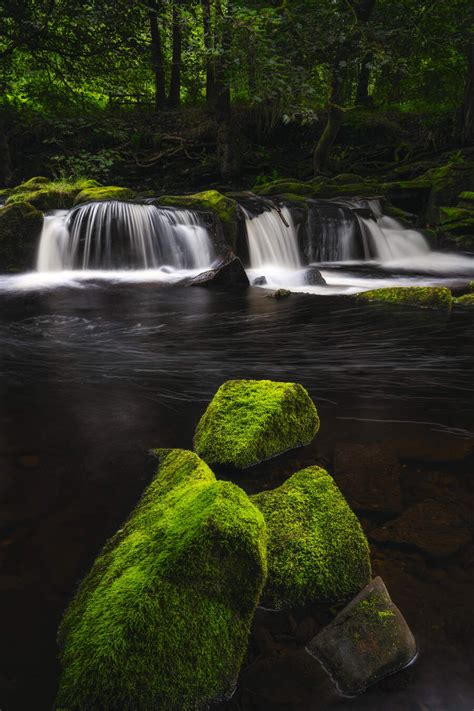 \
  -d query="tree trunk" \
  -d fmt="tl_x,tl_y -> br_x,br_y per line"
462,32 -> 474,143
149,0 -> 167,110
355,50 -> 373,106
202,0 -> 216,106
313,0 -> 376,175
0,113 -> 12,186
168,1 -> 182,108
